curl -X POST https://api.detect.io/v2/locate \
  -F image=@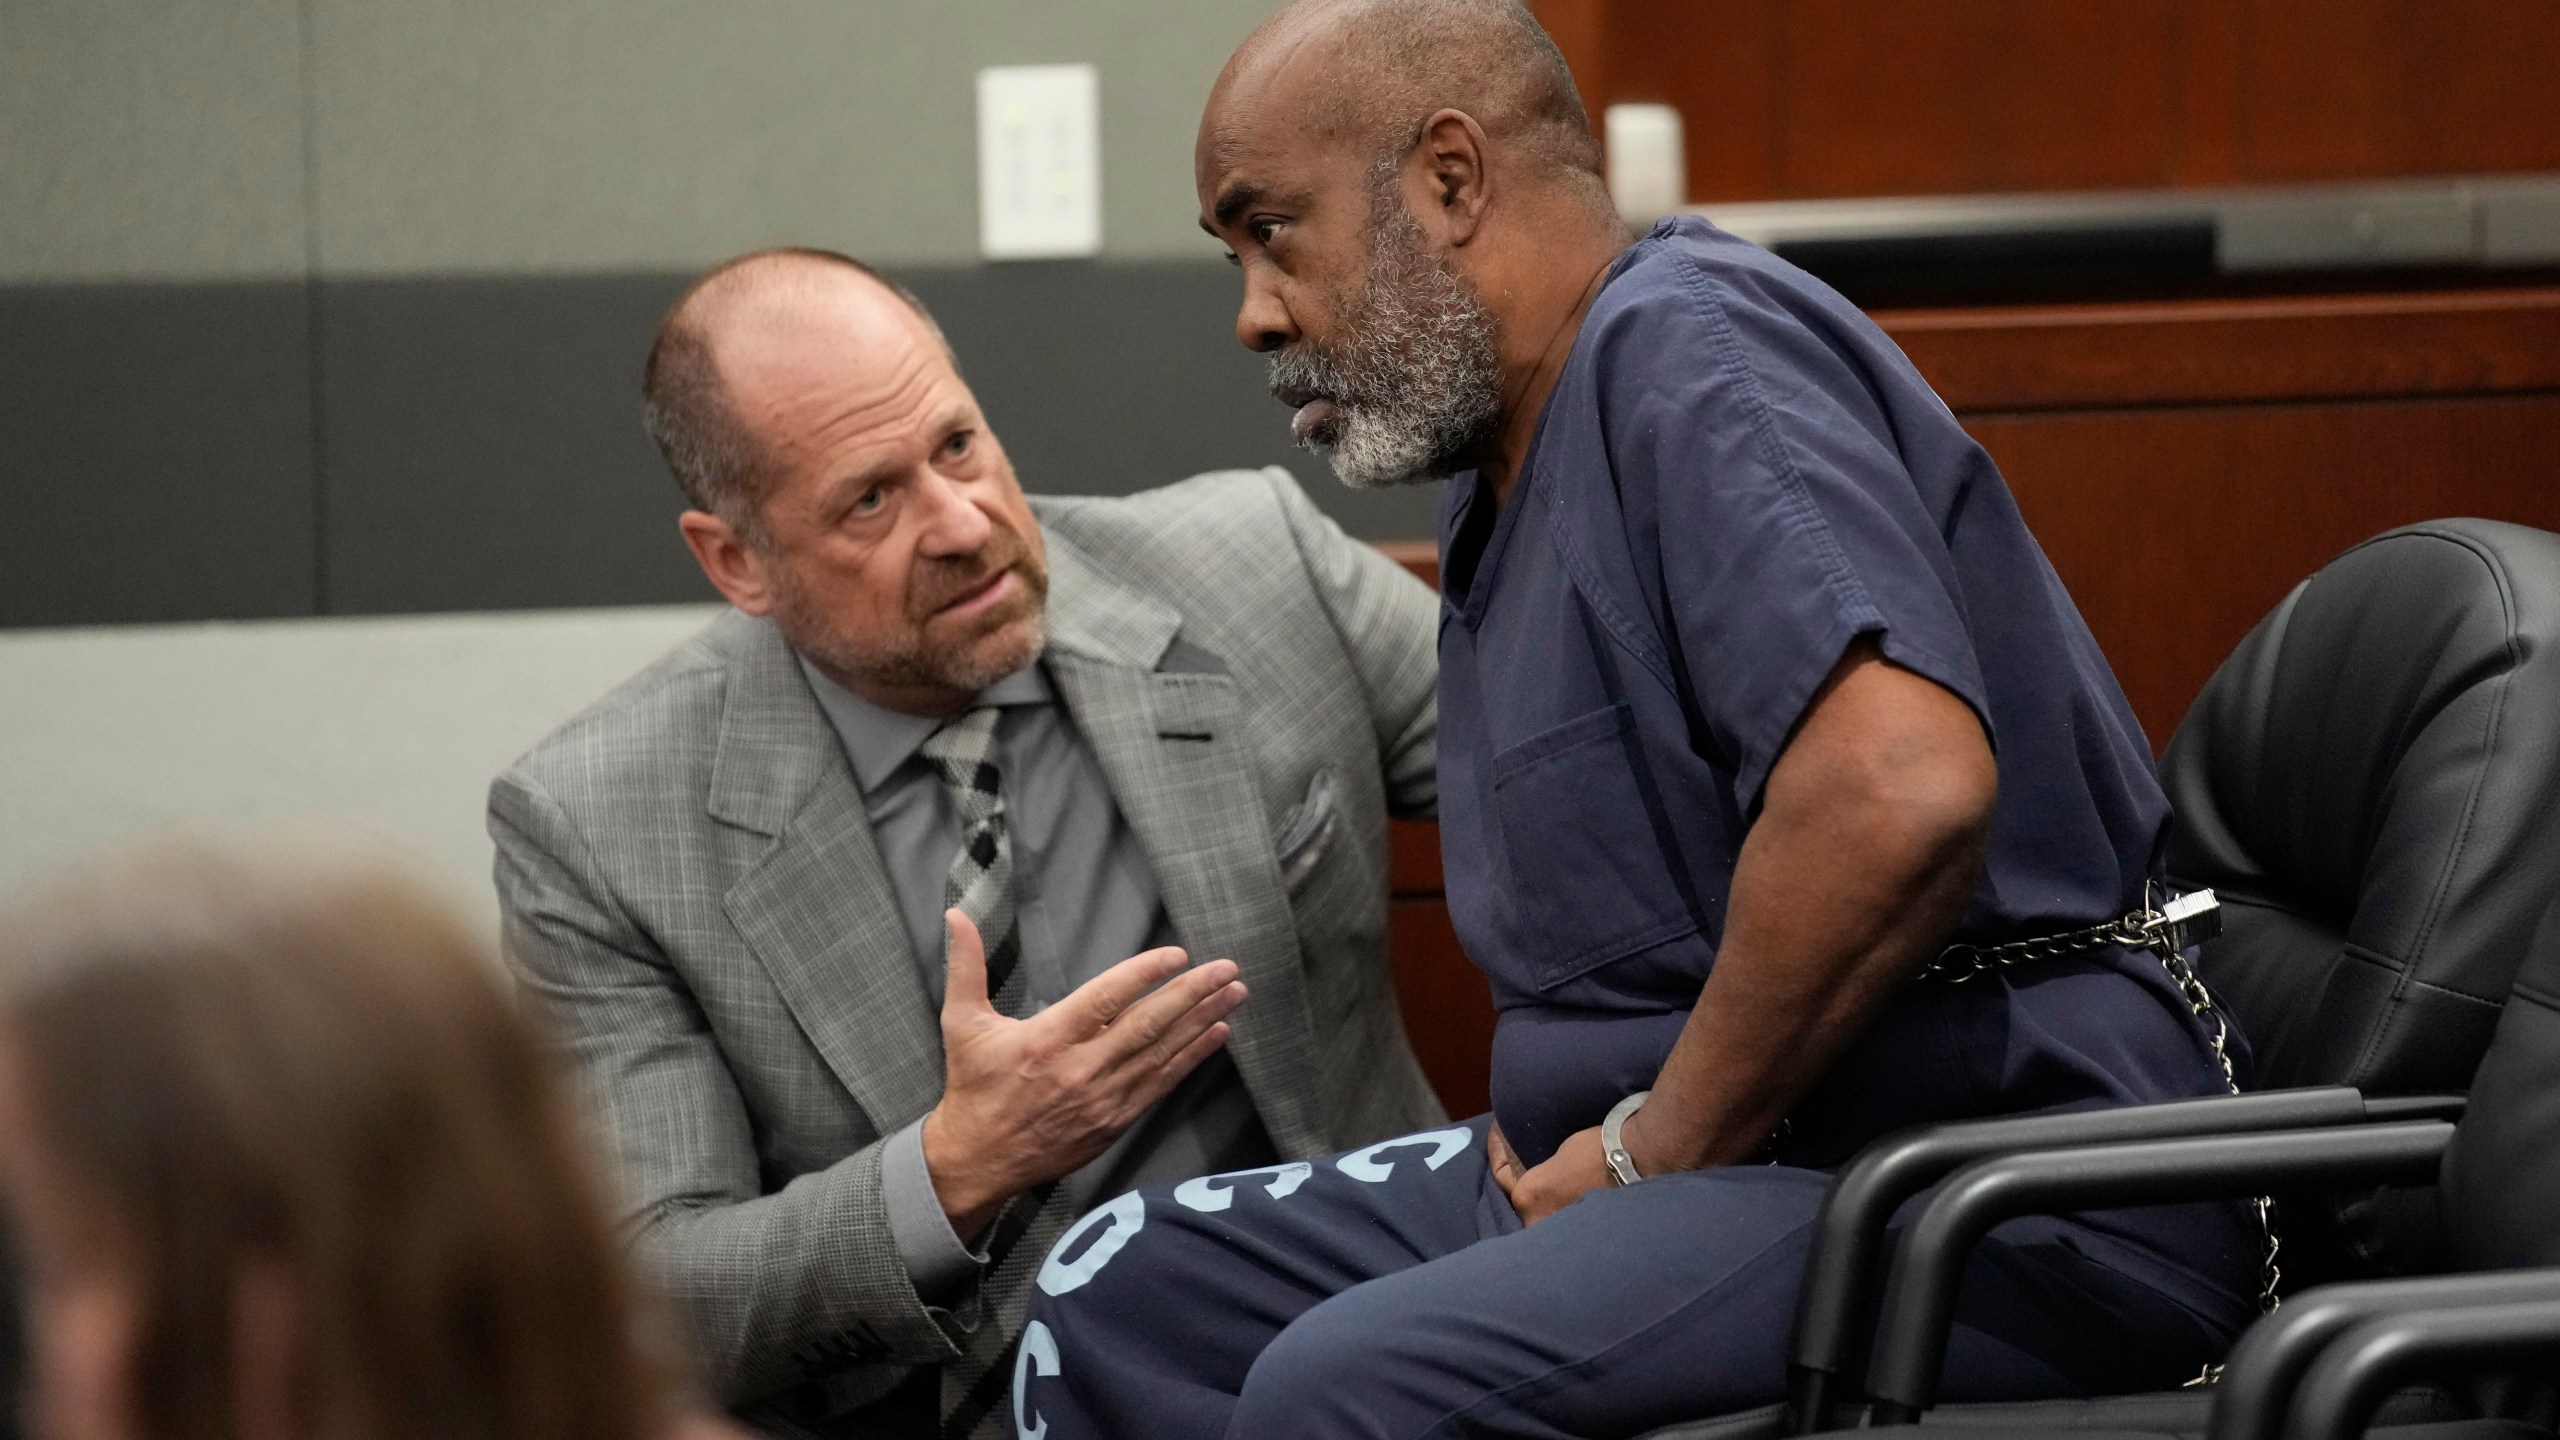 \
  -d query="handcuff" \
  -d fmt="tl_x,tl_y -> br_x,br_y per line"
1600,1089 -> 1651,1186
1598,890 -> 2223,1190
